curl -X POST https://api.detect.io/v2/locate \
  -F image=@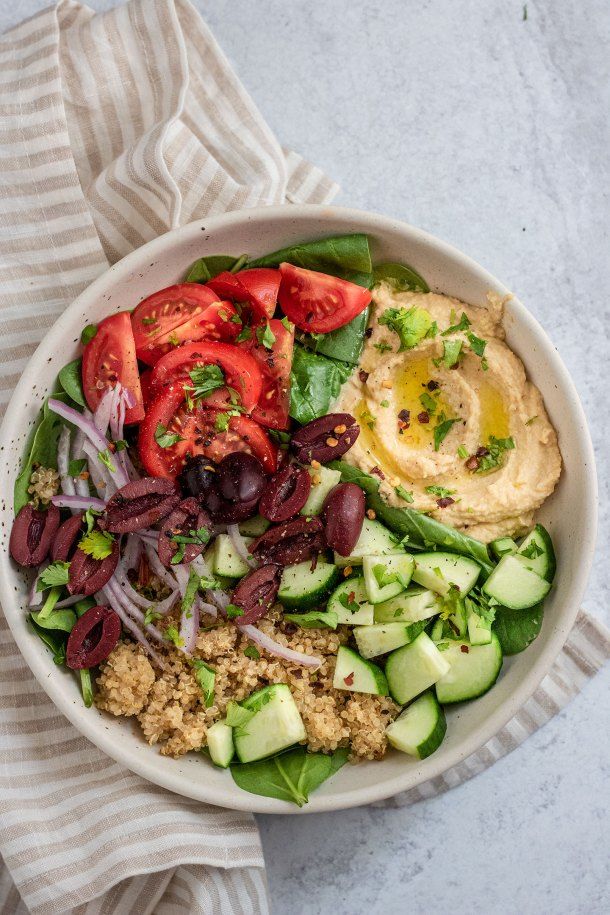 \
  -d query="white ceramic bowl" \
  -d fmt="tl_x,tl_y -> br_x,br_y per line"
0,206 -> 597,814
